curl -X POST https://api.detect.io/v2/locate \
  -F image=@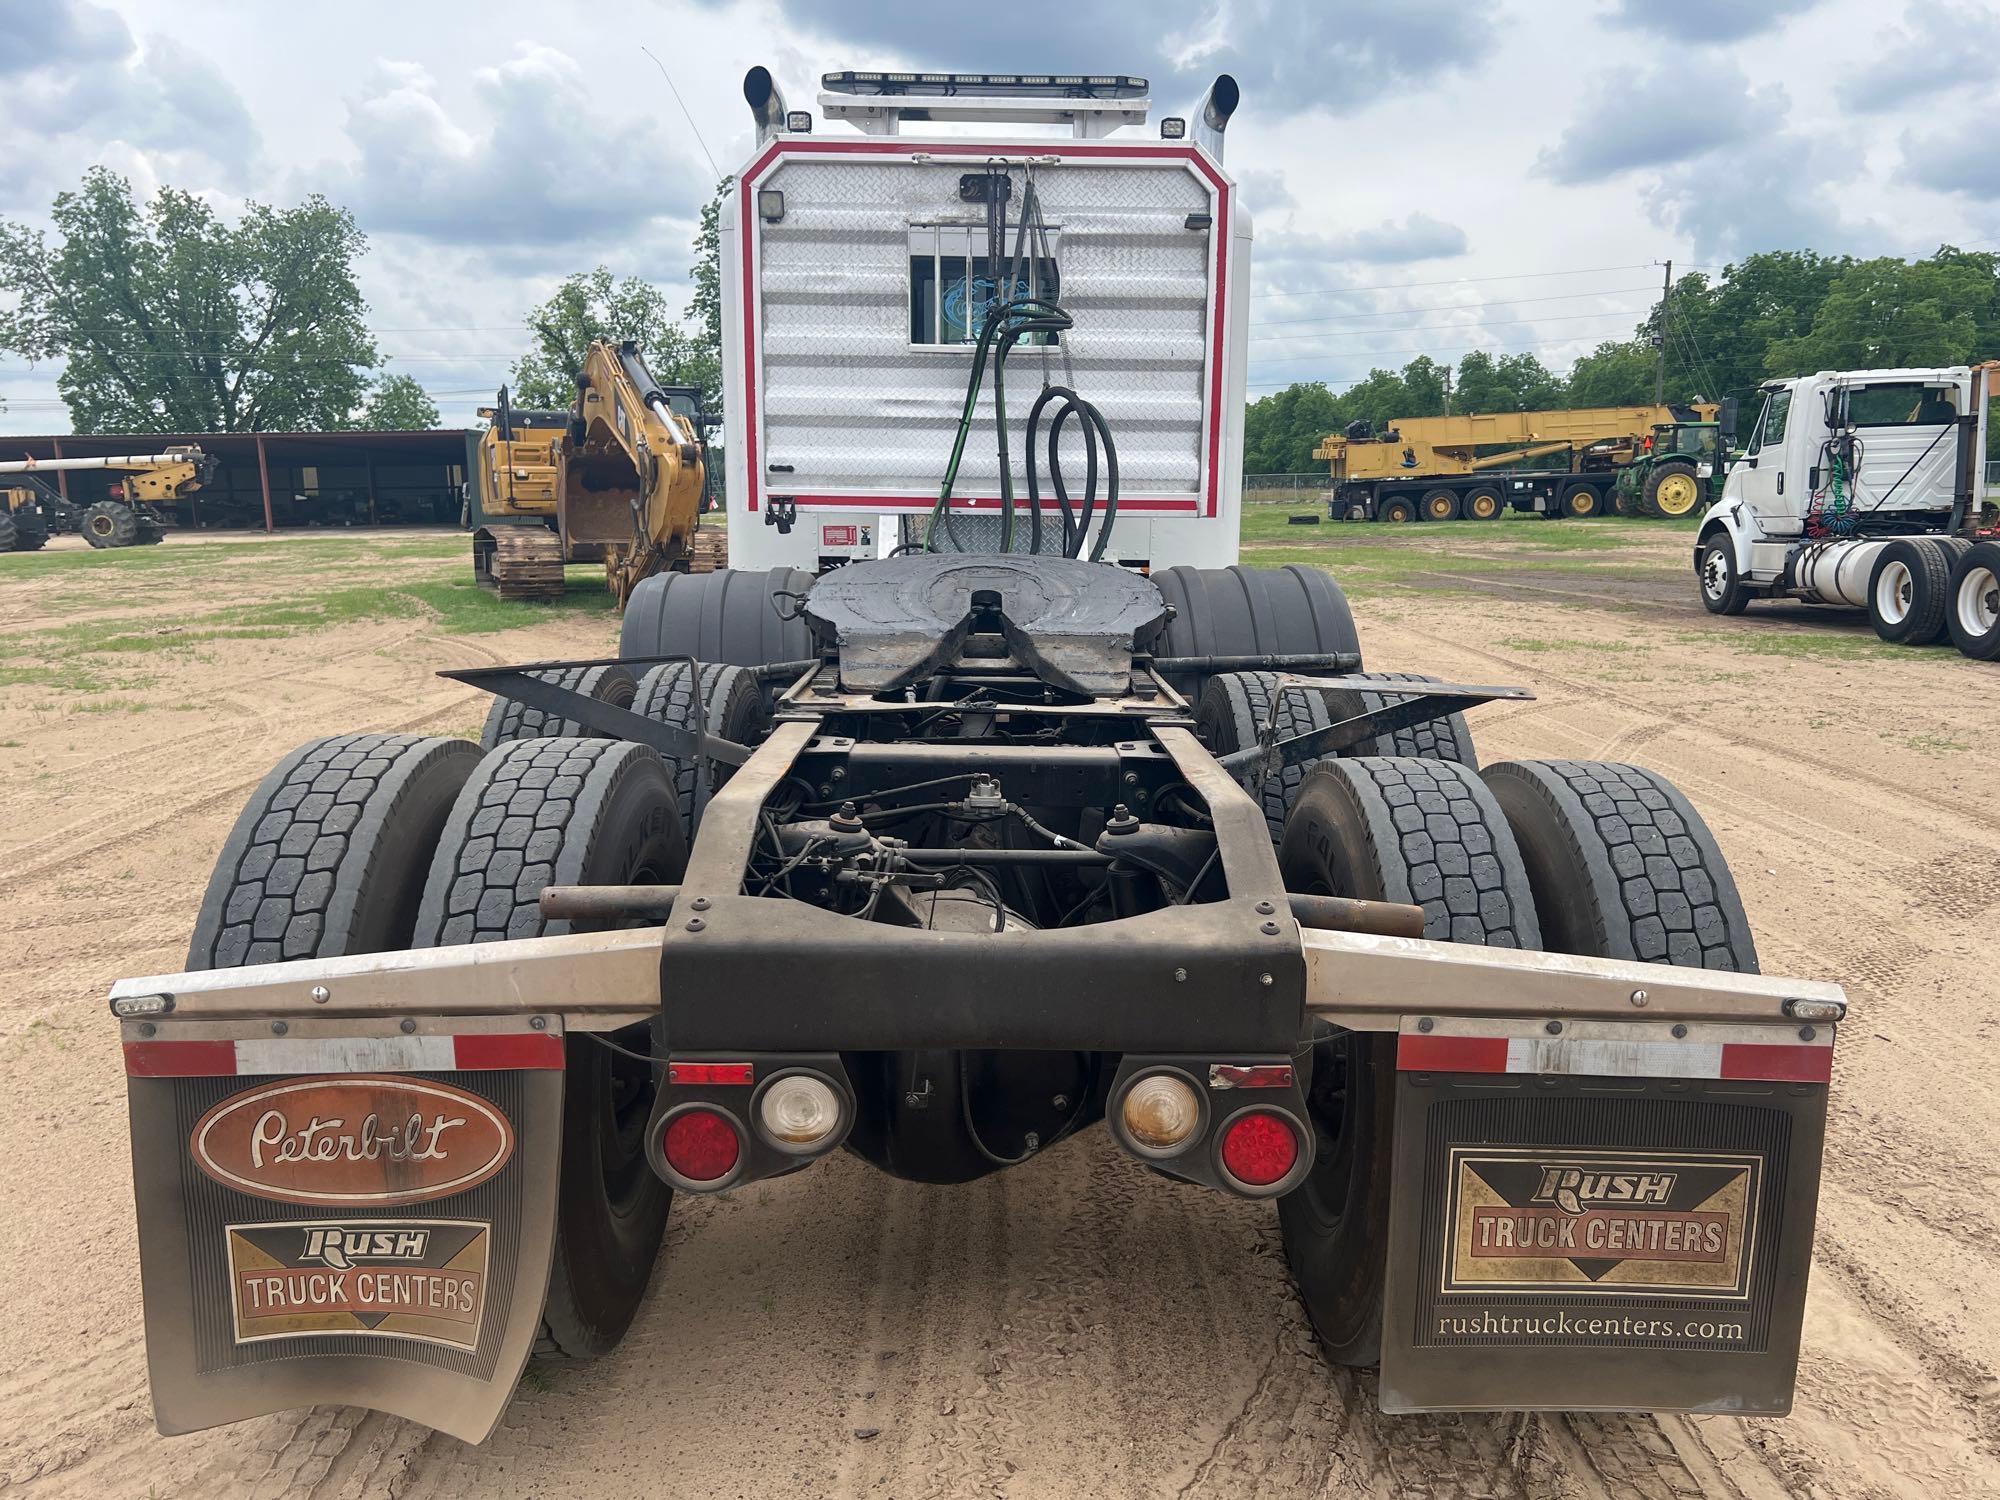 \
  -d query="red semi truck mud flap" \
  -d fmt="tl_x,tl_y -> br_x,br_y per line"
1378,1016 -> 1830,1415
120,1017 -> 563,1443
